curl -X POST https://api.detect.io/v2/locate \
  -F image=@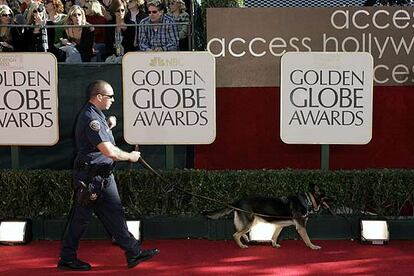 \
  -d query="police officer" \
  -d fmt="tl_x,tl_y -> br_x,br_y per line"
57,80 -> 159,271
